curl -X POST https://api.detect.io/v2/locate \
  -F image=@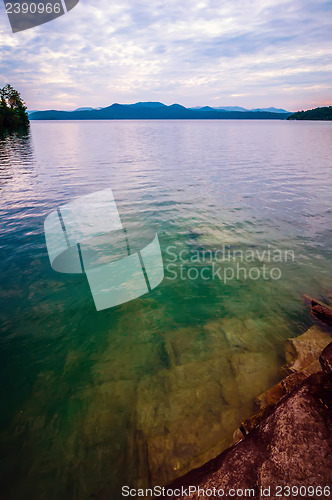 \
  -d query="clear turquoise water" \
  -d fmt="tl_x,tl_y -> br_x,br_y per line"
0,120 -> 331,499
